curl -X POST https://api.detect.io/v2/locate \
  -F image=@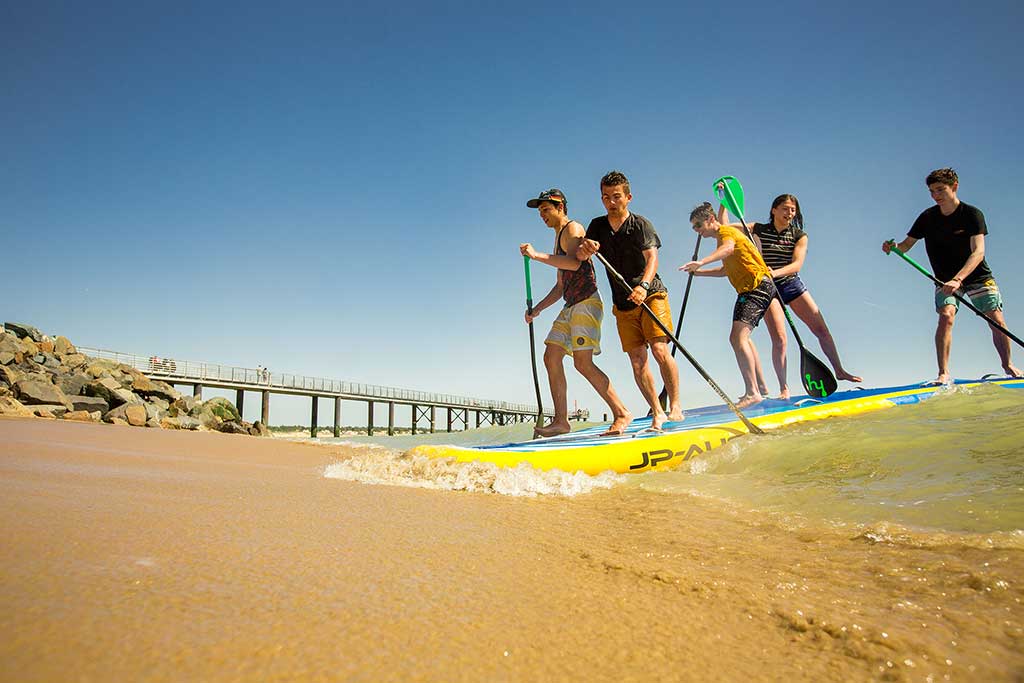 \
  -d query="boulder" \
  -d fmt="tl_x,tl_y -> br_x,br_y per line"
38,339 -> 55,354
64,410 -> 98,422
250,421 -> 271,437
104,404 -> 147,426
0,365 -> 20,387
0,352 -> 13,366
23,340 -> 40,356
61,354 -> 87,369
169,395 -> 198,417
160,416 -> 181,429
57,372 -> 91,399
4,322 -> 43,342
113,388 -> 143,406
131,375 -> 181,402
144,402 -> 166,423
42,354 -> 62,369
54,336 -> 77,355
70,395 -> 110,413
84,378 -> 125,406
14,380 -> 71,409
33,405 -> 68,419
217,421 -> 251,435
177,415 -> 201,430
109,418 -> 129,427
205,397 -> 241,422
0,396 -> 34,417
